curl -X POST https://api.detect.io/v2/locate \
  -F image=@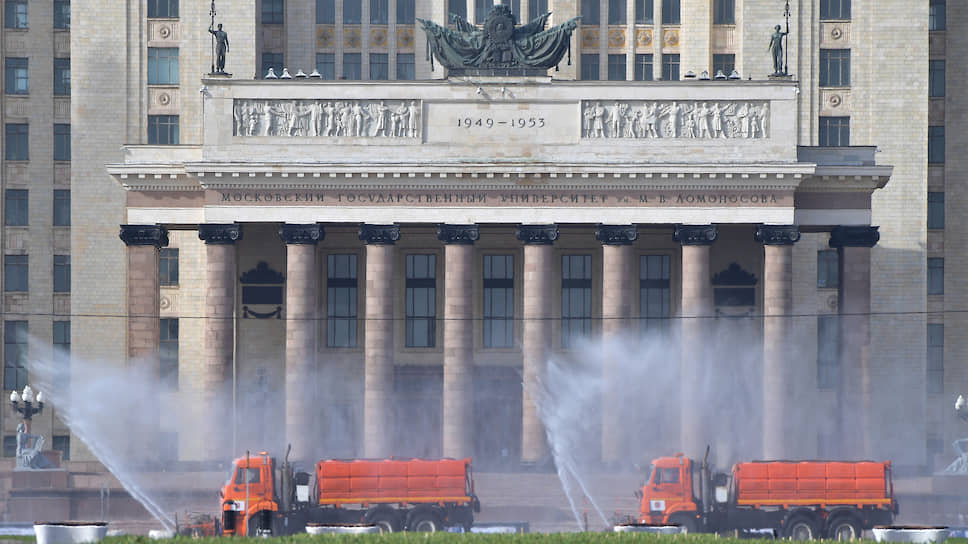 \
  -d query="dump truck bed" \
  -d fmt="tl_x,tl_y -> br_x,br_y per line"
733,460 -> 892,507
315,458 -> 472,506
